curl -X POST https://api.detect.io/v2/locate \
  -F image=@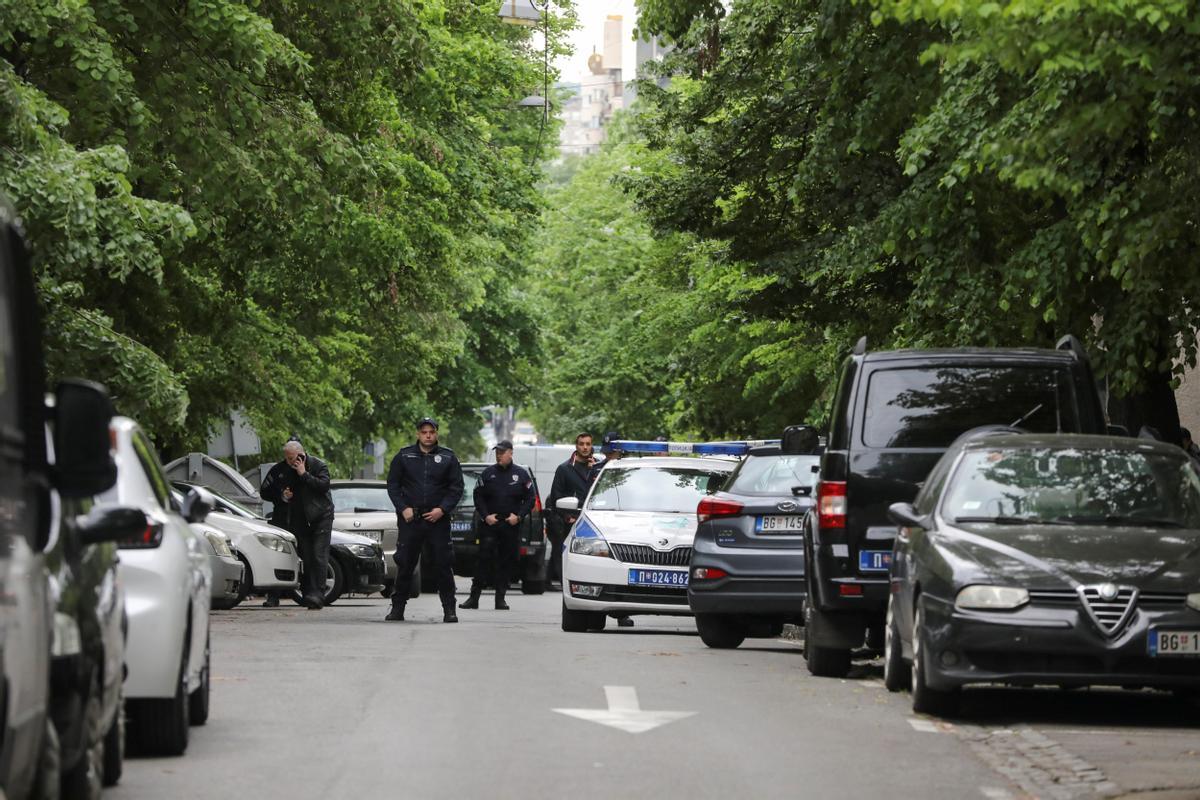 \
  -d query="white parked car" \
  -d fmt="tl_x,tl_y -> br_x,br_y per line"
559,457 -> 734,631
98,417 -> 214,756
192,515 -> 242,609
172,485 -> 299,608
